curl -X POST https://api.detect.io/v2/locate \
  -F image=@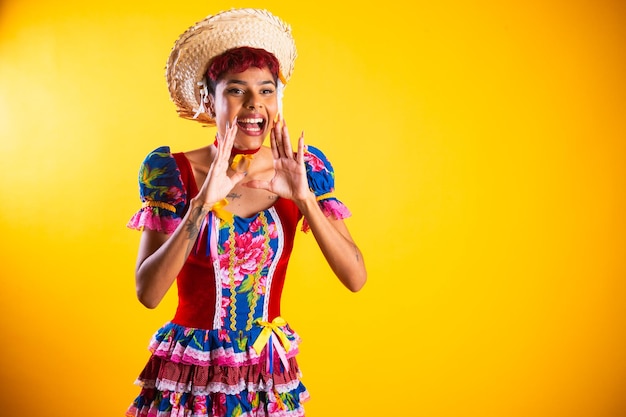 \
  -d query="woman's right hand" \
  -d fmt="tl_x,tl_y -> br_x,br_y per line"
134,119 -> 246,309
195,119 -> 246,207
